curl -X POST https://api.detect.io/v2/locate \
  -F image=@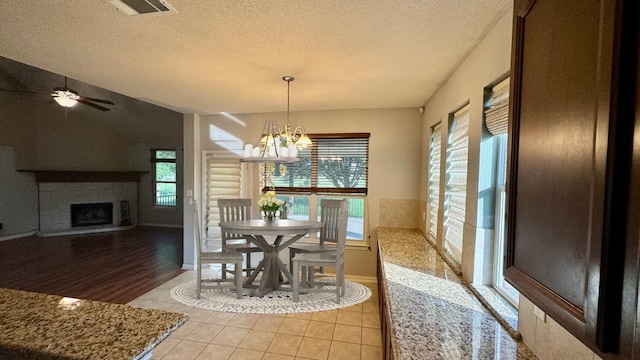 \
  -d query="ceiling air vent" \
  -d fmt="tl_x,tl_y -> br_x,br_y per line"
105,0 -> 177,16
